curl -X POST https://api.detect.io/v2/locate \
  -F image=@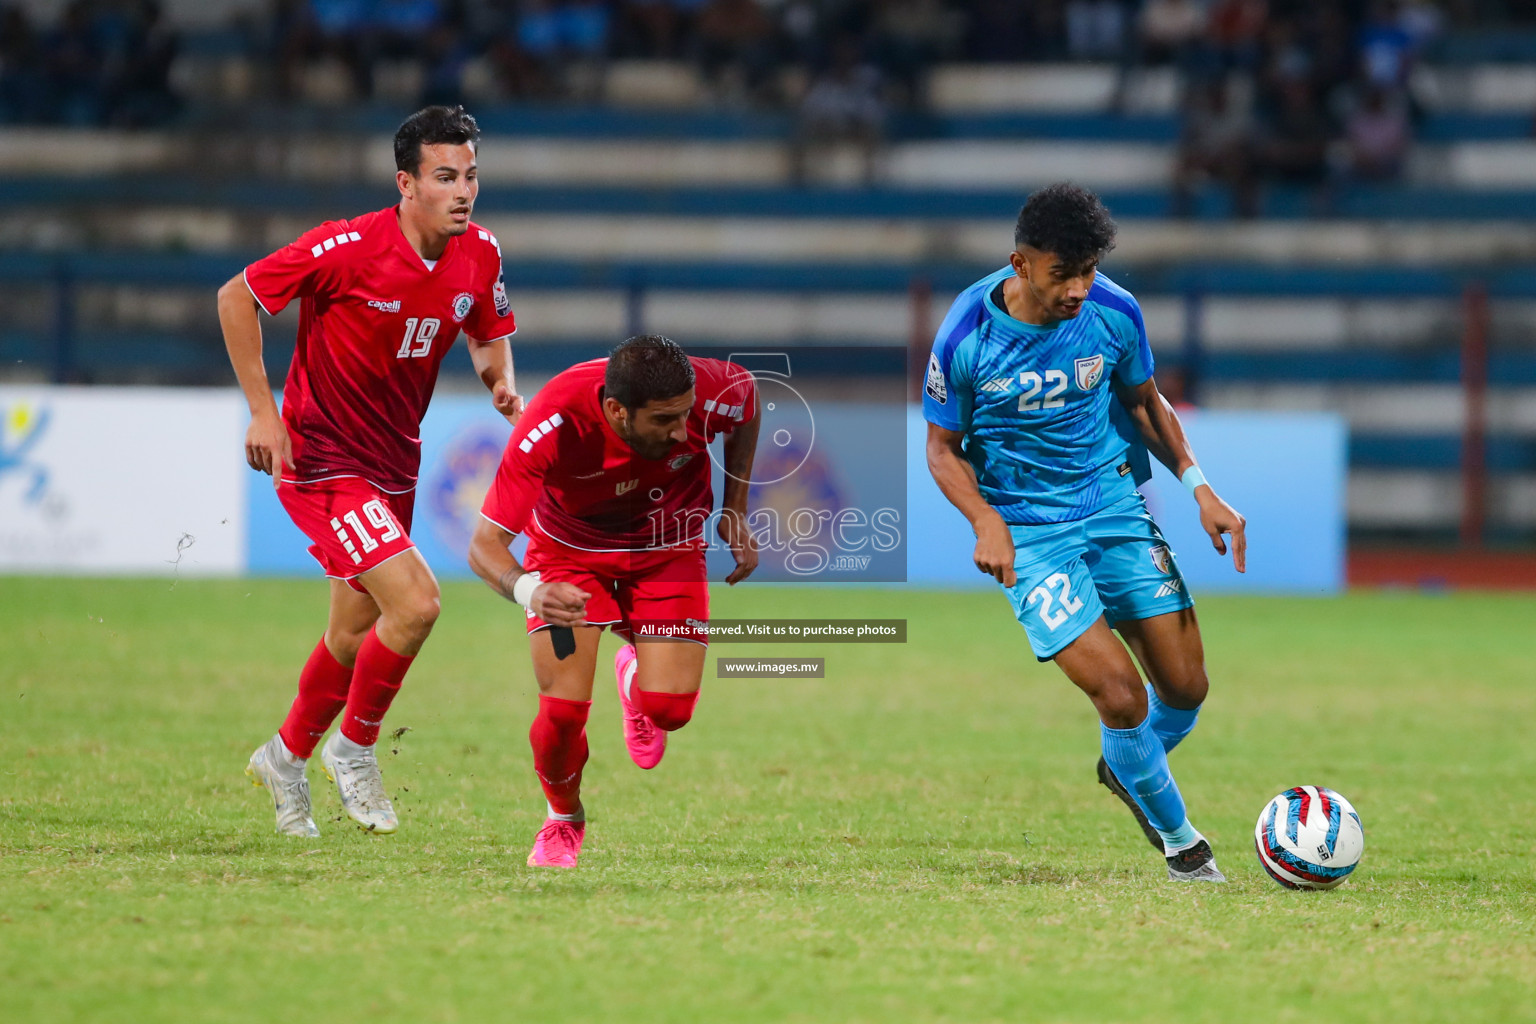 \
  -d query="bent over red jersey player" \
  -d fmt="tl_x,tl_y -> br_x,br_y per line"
468,336 -> 761,867
218,106 -> 522,838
